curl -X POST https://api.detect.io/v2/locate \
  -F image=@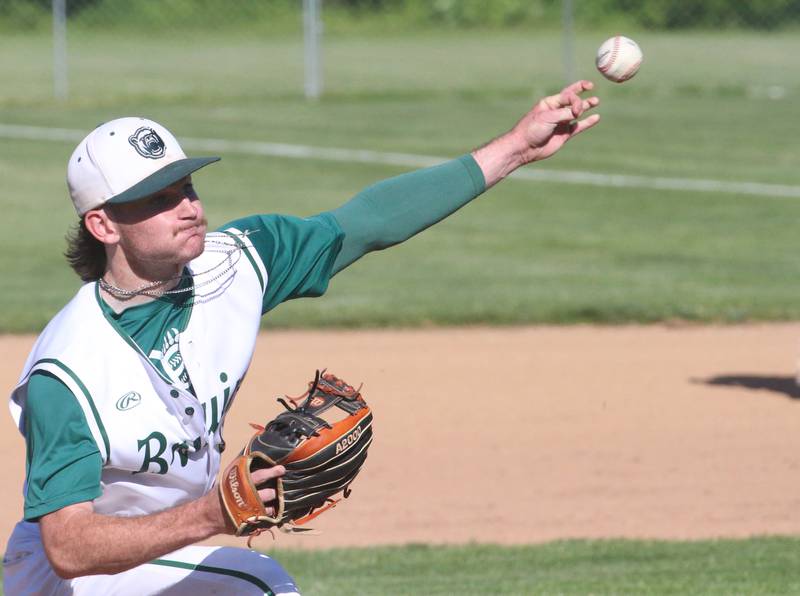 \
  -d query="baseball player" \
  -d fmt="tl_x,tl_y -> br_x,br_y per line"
3,81 -> 599,595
